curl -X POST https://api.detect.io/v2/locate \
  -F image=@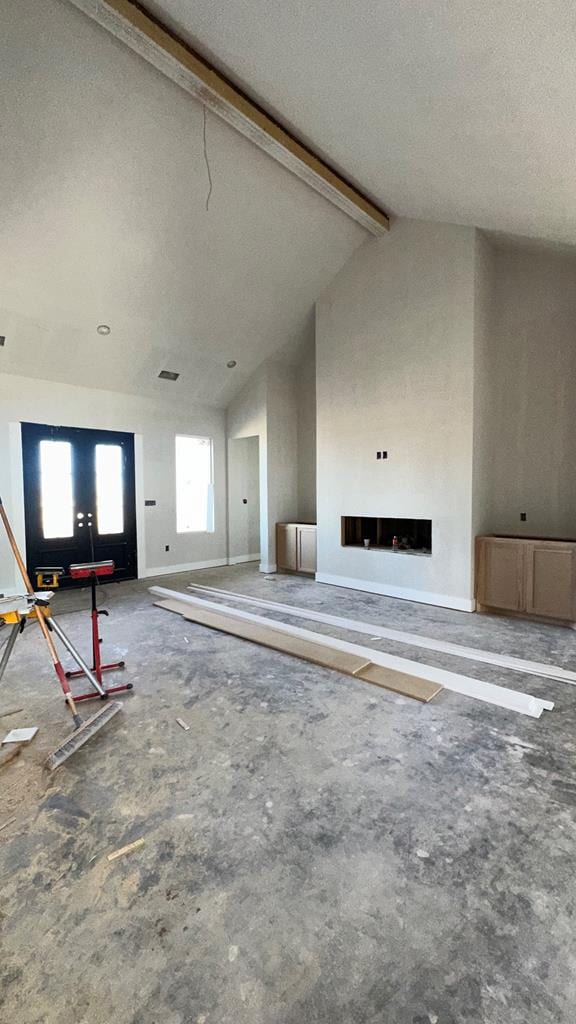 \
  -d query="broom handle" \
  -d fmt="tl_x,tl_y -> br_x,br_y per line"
0,497 -> 80,720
